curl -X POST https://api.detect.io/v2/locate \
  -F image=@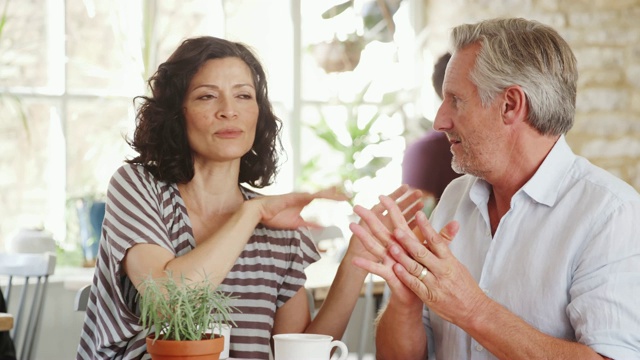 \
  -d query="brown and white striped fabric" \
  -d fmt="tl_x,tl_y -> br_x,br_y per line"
76,164 -> 320,360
